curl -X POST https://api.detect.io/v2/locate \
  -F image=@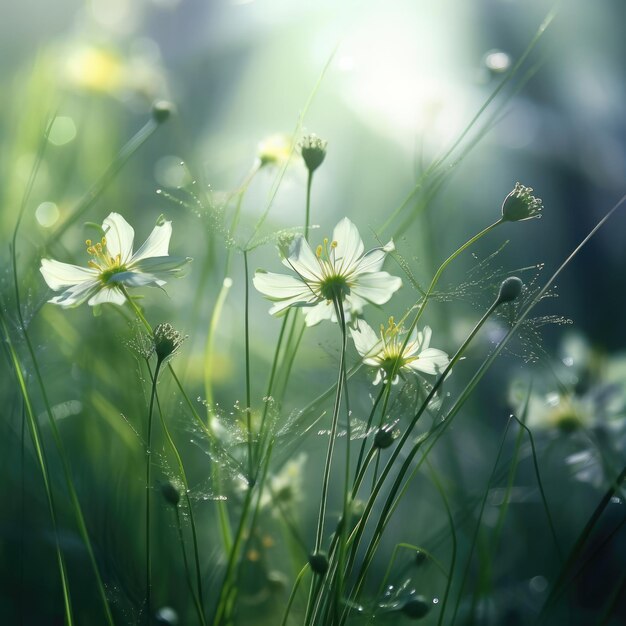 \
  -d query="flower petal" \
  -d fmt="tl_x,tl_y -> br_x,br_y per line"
253,270 -> 312,301
40,258 -> 99,290
279,236 -> 320,282
130,219 -> 172,263
302,301 -> 334,326
416,326 -> 432,351
107,271 -> 163,288
351,240 -> 395,275
332,218 -> 364,274
350,320 -> 381,358
408,348 -> 449,375
130,255 -> 191,277
102,212 -> 135,263
48,280 -> 102,308
88,287 -> 127,306
352,272 -> 402,305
